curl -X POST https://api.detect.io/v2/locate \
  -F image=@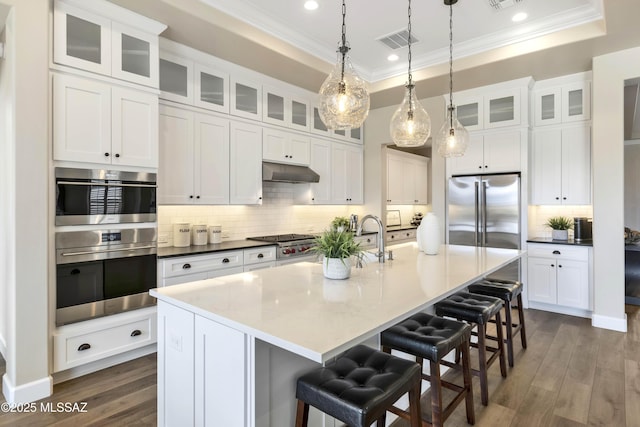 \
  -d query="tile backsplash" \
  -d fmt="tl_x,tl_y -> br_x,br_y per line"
158,182 -> 366,246
528,205 -> 593,239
